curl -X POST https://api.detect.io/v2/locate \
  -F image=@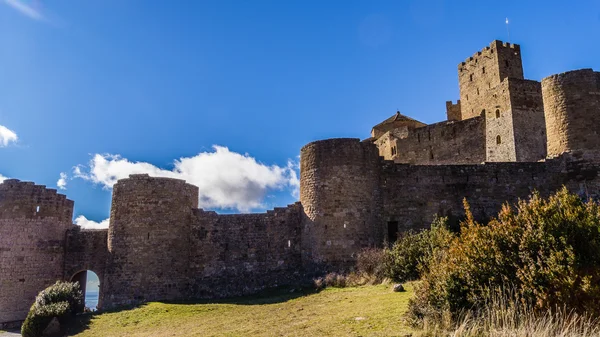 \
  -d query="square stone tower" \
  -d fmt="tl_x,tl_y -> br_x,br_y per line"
458,40 -> 524,120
